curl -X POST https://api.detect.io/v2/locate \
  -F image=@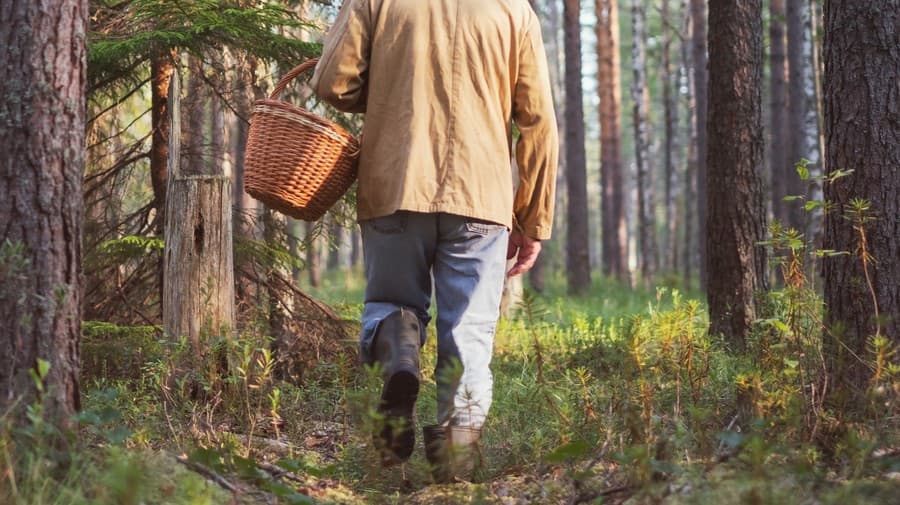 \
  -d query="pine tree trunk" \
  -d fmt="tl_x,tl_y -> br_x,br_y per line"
263,207 -> 294,379
823,0 -> 900,404
662,0 -> 682,274
0,0 -> 87,425
596,0 -> 628,282
706,0 -> 768,348
350,224 -> 362,271
564,0 -> 592,295
163,69 -> 236,357
327,217 -> 342,271
631,0 -> 657,285
306,222 -> 322,288
231,53 -> 264,237
151,52 -> 175,229
530,0 -> 565,294
769,0 -> 790,227
691,0 -> 709,291
785,0 -> 807,231
682,0 -> 697,285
